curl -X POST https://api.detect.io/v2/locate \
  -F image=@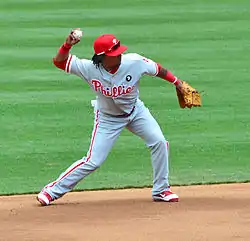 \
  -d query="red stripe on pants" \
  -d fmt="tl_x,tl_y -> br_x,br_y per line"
47,110 -> 99,188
